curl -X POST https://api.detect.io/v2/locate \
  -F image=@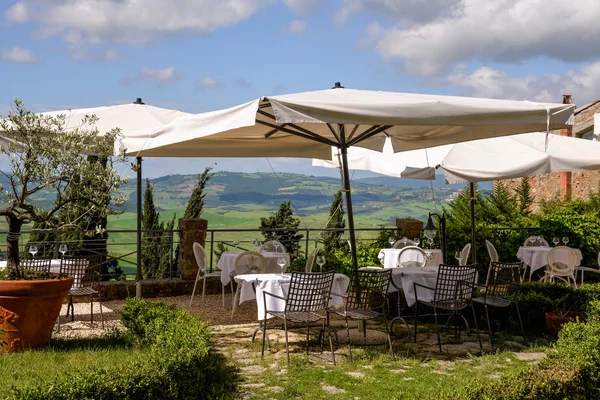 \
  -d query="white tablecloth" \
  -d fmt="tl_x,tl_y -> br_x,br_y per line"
218,252 -> 290,286
386,266 -> 440,307
0,259 -> 61,273
516,246 -> 583,279
378,248 -> 443,269
234,273 -> 350,320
